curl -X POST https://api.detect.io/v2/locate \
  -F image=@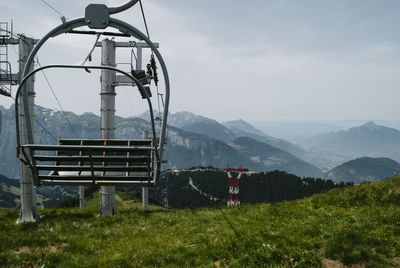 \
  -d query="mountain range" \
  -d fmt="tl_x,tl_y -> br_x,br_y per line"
151,111 -> 306,158
1,104 -> 400,183
0,105 -> 322,179
302,121 -> 400,169
2,103 -> 400,211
